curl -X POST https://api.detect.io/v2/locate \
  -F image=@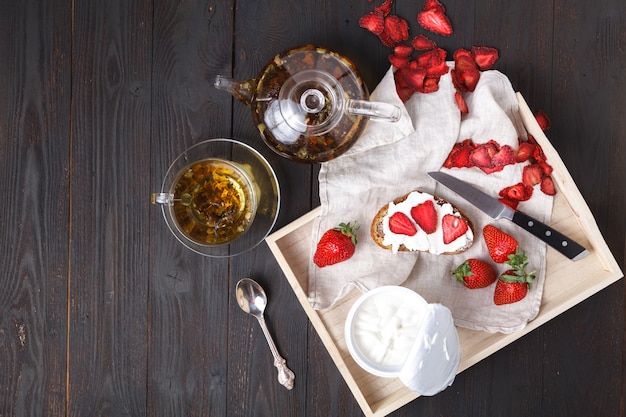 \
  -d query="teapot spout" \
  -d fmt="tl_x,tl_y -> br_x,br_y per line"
214,75 -> 255,106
